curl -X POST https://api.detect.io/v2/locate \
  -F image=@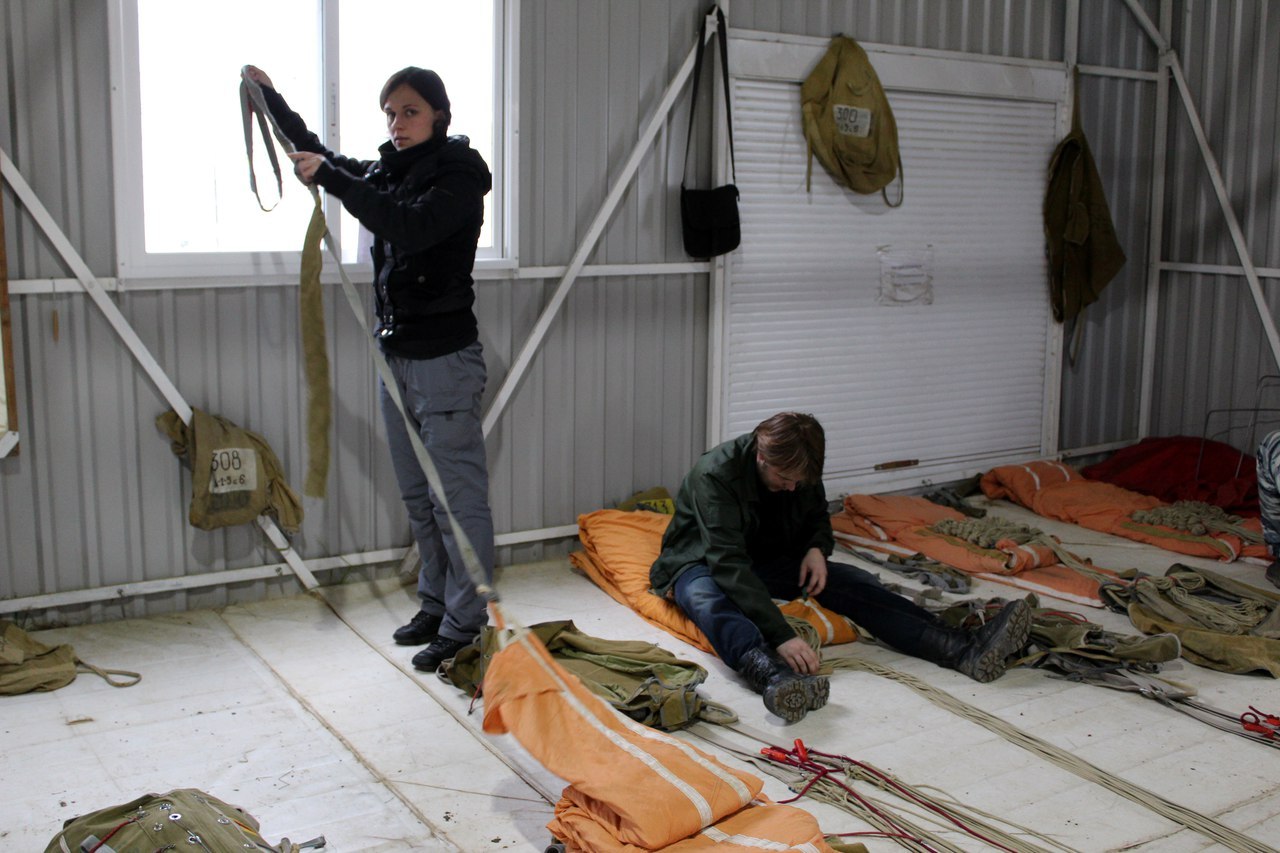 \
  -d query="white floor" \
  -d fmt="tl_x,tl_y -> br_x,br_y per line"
4,497 -> 1280,852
